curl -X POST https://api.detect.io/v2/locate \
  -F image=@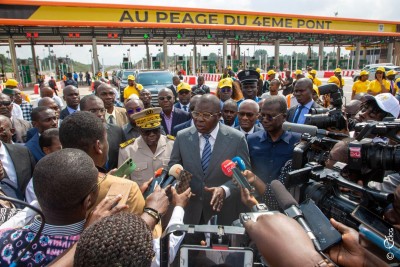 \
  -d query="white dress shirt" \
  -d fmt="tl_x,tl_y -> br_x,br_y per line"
197,123 -> 231,198
0,142 -> 17,184
12,103 -> 24,120
239,126 -> 255,135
